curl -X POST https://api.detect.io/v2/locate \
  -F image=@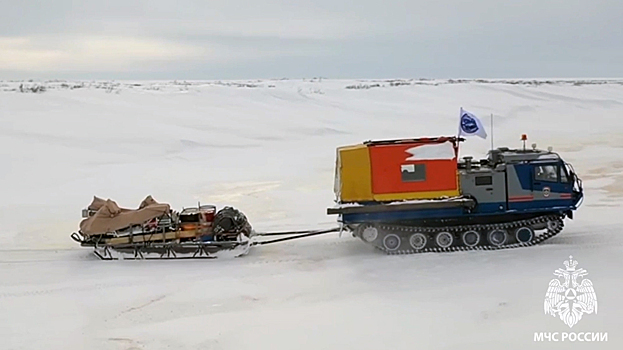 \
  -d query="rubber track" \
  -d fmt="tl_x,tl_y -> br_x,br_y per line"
373,214 -> 564,255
